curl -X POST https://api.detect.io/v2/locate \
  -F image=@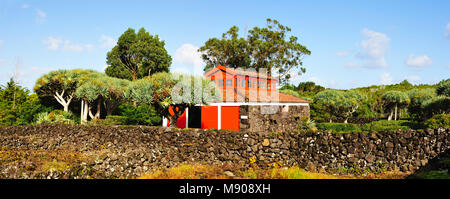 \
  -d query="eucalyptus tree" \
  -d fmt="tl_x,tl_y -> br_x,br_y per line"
34,69 -> 97,112
381,91 -> 410,121
436,78 -> 450,97
105,27 -> 172,81
199,18 -> 311,85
